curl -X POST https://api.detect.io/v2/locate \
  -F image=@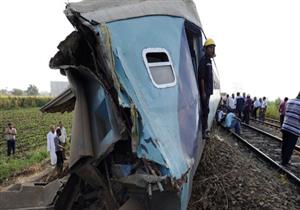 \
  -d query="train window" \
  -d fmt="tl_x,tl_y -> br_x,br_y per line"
146,52 -> 169,63
143,48 -> 177,88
